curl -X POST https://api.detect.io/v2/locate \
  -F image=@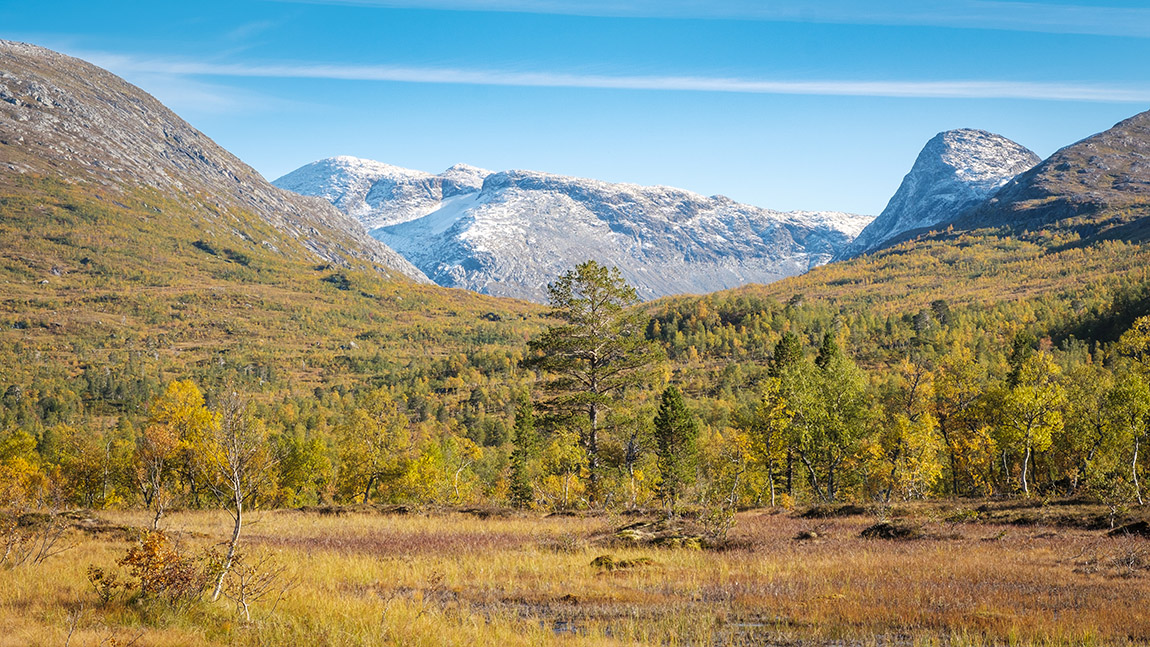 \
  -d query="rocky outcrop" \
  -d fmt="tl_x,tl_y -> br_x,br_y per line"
838,129 -> 1039,258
